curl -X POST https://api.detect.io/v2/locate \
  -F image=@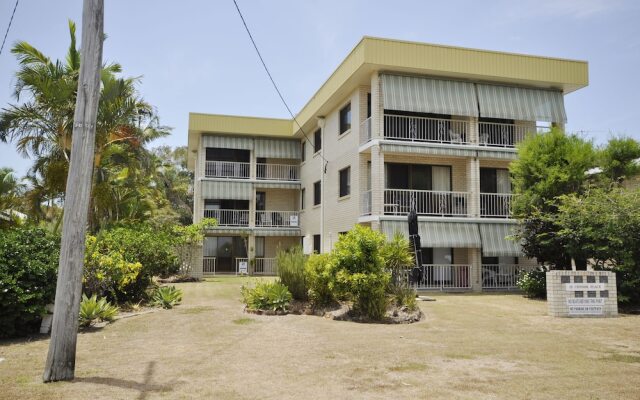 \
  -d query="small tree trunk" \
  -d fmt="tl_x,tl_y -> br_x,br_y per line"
43,0 -> 104,382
